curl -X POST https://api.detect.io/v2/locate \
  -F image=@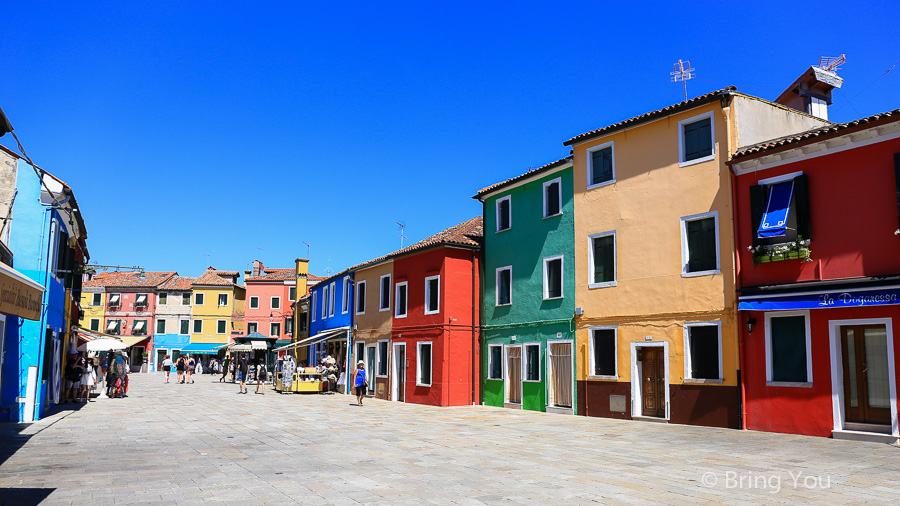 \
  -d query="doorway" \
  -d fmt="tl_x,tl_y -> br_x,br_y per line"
547,341 -> 573,410
366,345 -> 376,395
505,345 -> 522,406
640,347 -> 666,417
156,349 -> 167,371
840,325 -> 891,426
392,343 -> 406,402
